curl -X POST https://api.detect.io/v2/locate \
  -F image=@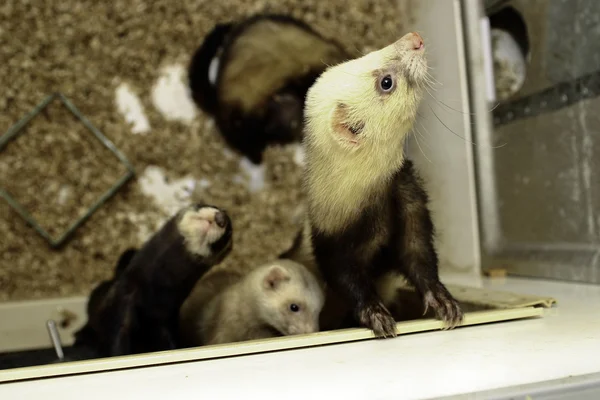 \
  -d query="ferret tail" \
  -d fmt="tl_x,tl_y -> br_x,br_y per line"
188,22 -> 233,115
